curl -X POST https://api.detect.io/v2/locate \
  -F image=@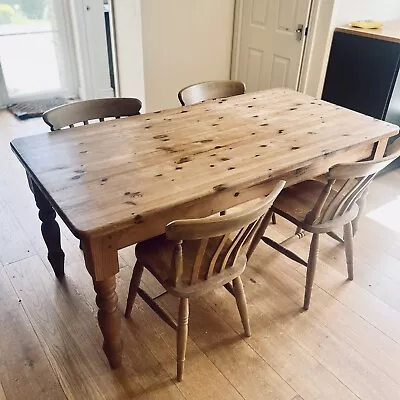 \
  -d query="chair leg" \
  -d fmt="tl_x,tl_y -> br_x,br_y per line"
343,223 -> 354,281
233,276 -> 251,337
295,226 -> 305,238
271,212 -> 277,225
352,192 -> 367,236
304,233 -> 320,311
125,262 -> 144,318
177,298 -> 189,382
247,208 -> 274,260
326,231 -> 344,244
